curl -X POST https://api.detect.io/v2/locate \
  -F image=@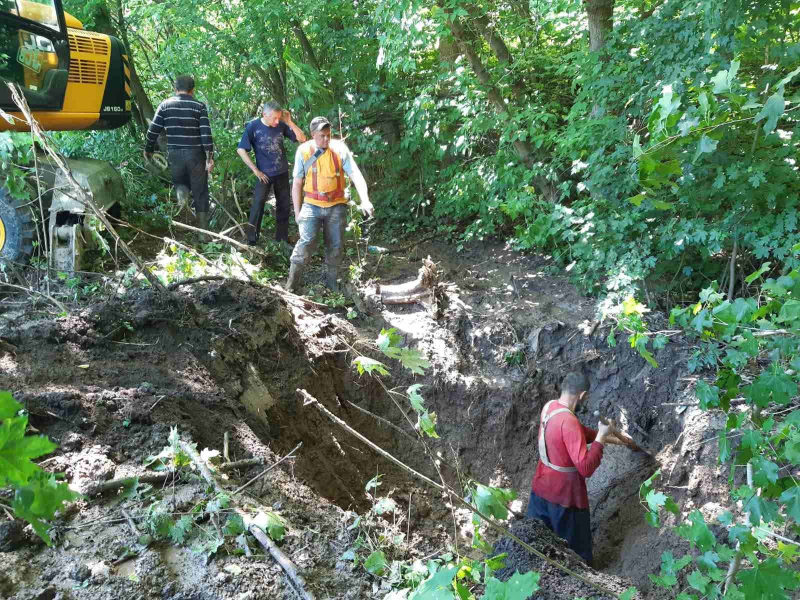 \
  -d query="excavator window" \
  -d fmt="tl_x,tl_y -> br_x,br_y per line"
3,1 -> 61,32
0,0 -> 67,111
